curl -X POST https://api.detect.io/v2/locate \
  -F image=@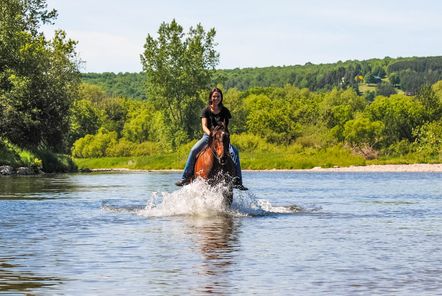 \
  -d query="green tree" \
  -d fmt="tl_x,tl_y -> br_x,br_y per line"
96,97 -> 130,137
223,88 -> 247,134
68,99 -> 101,147
0,0 -> 80,151
415,84 -> 442,121
413,120 -> 442,157
122,101 -> 156,143
244,93 -> 302,144
343,116 -> 384,158
141,19 -> 219,147
366,94 -> 425,145
320,88 -> 367,140
376,82 -> 397,97
388,72 -> 400,86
